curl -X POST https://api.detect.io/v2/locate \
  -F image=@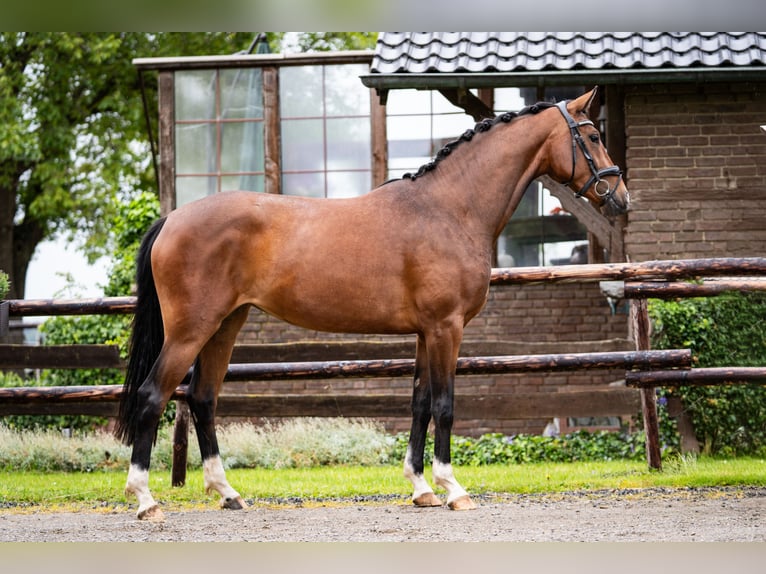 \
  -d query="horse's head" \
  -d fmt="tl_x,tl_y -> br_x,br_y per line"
548,87 -> 630,217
